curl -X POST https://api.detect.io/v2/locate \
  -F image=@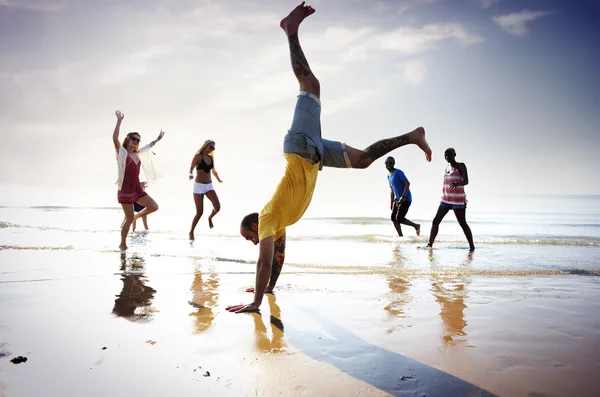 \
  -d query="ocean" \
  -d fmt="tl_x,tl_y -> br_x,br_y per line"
2,194 -> 600,397
1,194 -> 599,277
